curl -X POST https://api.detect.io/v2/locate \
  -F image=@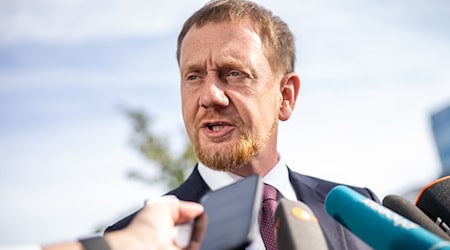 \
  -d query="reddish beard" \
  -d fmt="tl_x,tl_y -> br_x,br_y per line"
193,128 -> 262,172
190,109 -> 278,172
